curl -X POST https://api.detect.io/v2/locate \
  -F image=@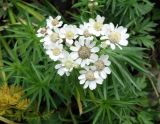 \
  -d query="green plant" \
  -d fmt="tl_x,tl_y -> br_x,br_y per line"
0,0 -> 160,124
